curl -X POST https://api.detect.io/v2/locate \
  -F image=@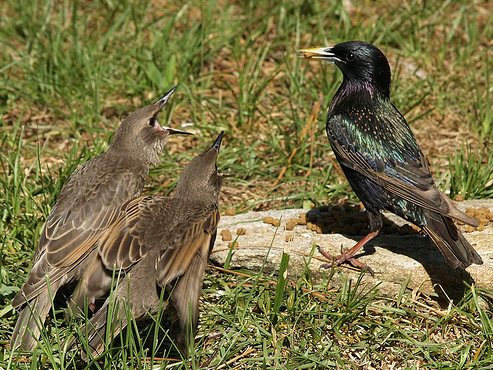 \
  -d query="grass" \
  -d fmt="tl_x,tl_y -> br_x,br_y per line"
1,0 -> 493,368
447,144 -> 493,199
